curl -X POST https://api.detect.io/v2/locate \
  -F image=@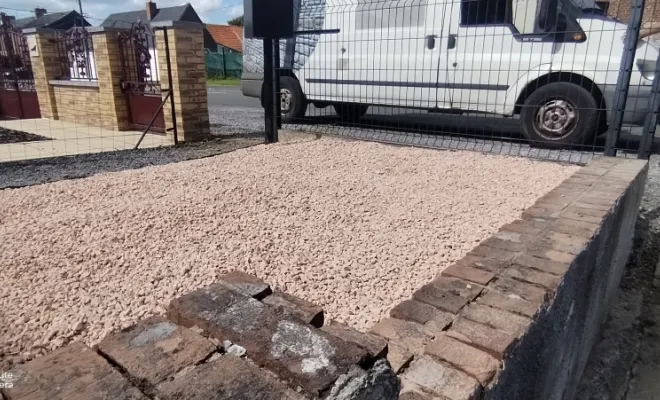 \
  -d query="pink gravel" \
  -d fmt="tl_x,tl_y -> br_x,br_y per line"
0,138 -> 578,365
